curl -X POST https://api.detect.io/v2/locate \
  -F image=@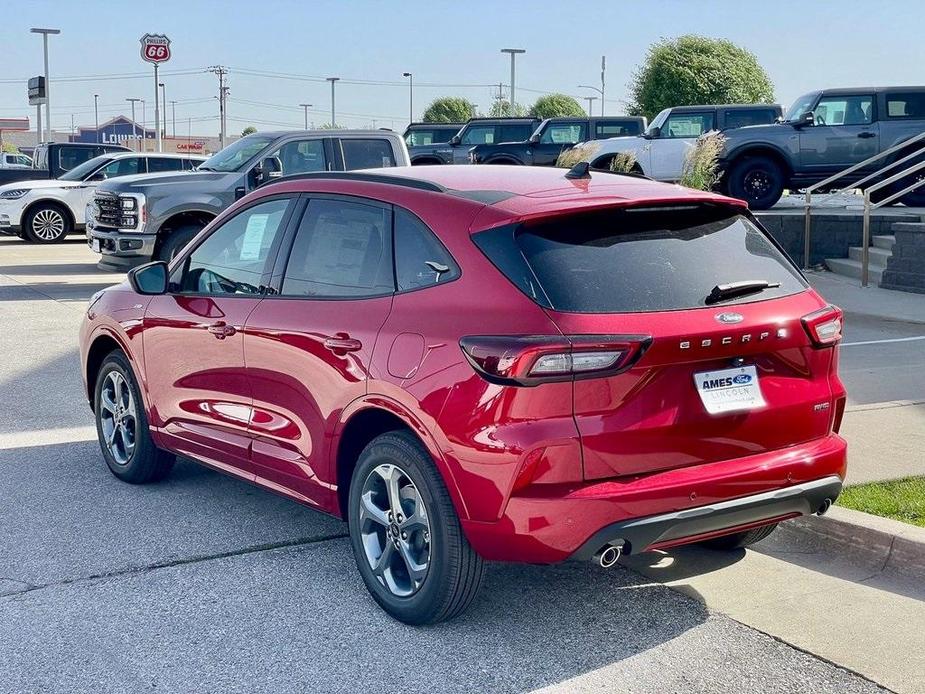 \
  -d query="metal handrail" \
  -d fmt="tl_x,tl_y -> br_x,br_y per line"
803,130 -> 925,272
